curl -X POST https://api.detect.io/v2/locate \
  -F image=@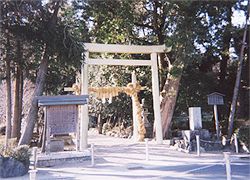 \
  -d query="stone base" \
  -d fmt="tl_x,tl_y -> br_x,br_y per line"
181,129 -> 210,142
181,129 -> 211,152
37,150 -> 90,167
50,139 -> 64,152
